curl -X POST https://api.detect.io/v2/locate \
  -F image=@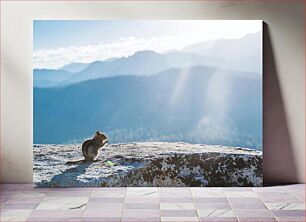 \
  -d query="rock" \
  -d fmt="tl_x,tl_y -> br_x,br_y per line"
33,142 -> 262,187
